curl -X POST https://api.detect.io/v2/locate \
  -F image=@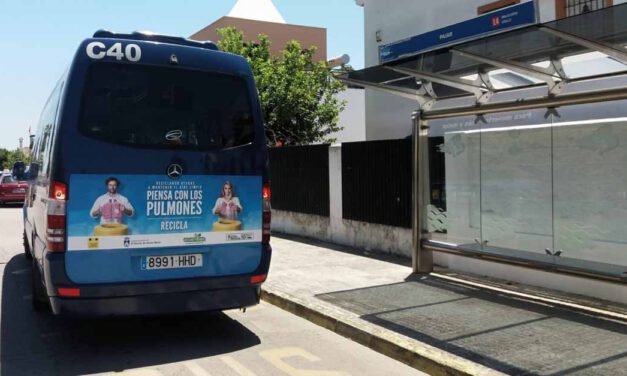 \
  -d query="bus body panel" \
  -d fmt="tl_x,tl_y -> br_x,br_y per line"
24,35 -> 271,315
